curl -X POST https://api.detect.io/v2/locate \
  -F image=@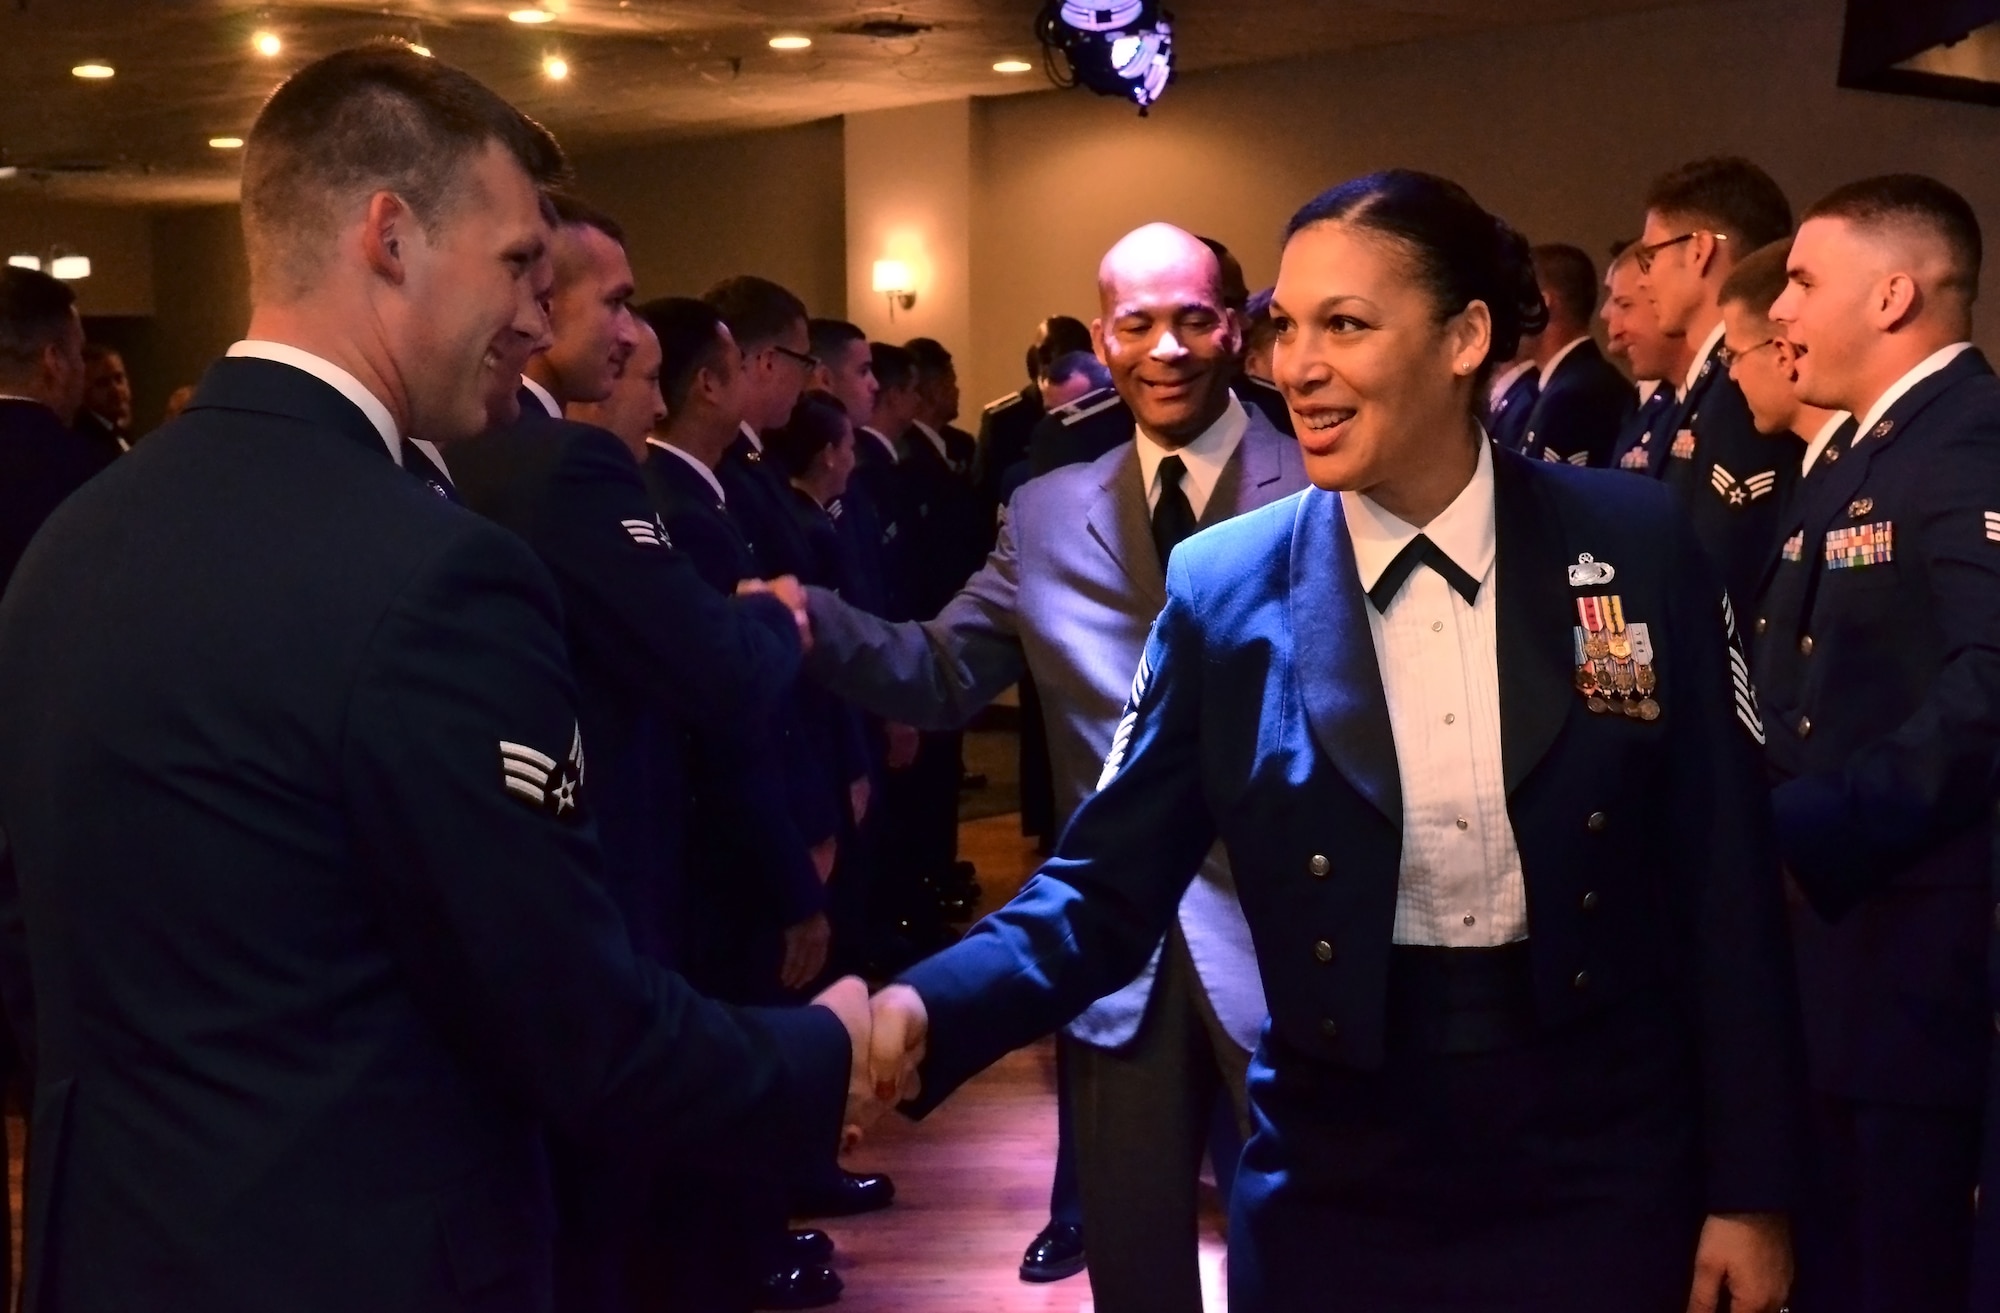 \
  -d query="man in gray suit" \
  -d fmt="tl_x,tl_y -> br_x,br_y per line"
803,223 -> 1306,1313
